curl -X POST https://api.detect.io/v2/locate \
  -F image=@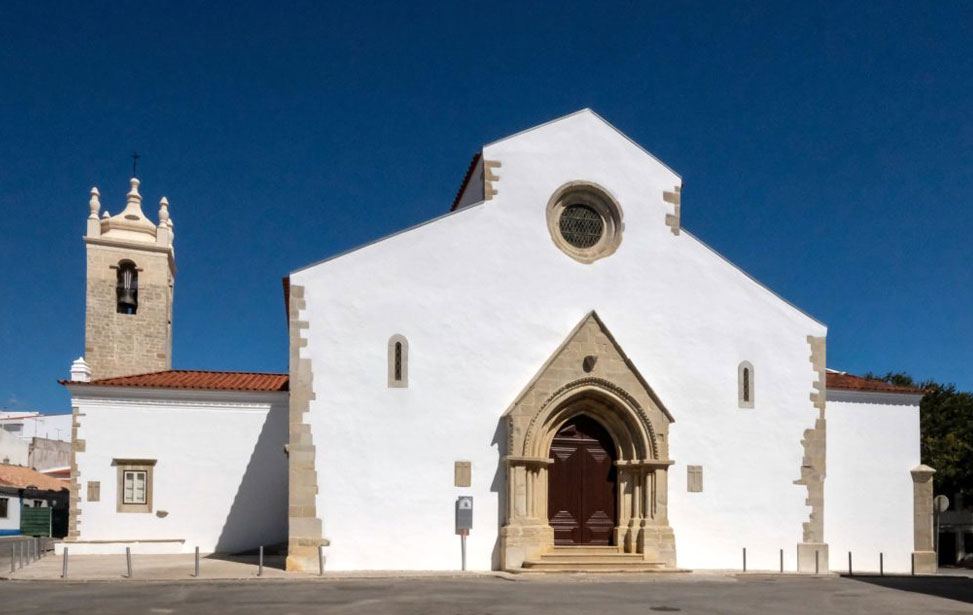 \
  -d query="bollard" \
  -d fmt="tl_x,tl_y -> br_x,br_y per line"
9,543 -> 14,573
18,541 -> 23,569
318,544 -> 324,576
880,552 -> 884,576
61,547 -> 68,579
194,546 -> 200,578
780,548 -> 784,573
126,547 -> 133,579
258,545 -> 263,577
815,550 -> 819,575
742,547 -> 747,572
848,551 -> 852,576
911,552 -> 915,576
